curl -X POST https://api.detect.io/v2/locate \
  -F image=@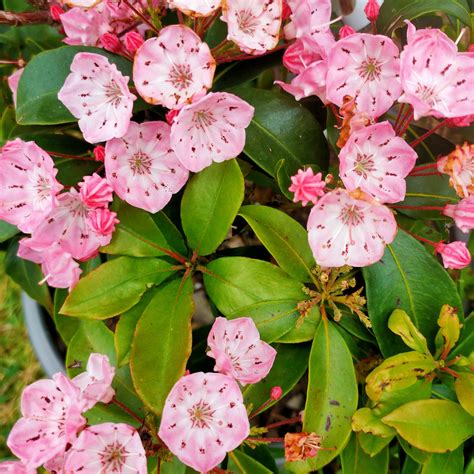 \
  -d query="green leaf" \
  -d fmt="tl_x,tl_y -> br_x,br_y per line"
130,278 -> 194,415
422,446 -> 464,474
103,200 -> 187,257
228,450 -> 273,474
181,161 -> 244,256
287,320 -> 358,472
230,87 -> 328,185
399,437 -> 430,464
363,231 -> 463,356
382,400 -> 474,453
203,257 -> 306,342
239,205 -> 315,282
352,408 -> 396,438
276,305 -> 321,343
435,305 -> 462,357
377,0 -> 471,36
61,257 -> 176,319
454,372 -> 474,416
160,456 -> 187,474
0,219 -> 18,243
451,312 -> 474,357
5,239 -> 52,312
358,433 -> 394,457
16,46 -> 134,125
341,434 -> 389,474
243,343 -> 309,413
388,309 -> 430,355
402,457 -> 423,474
53,289 -> 80,344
